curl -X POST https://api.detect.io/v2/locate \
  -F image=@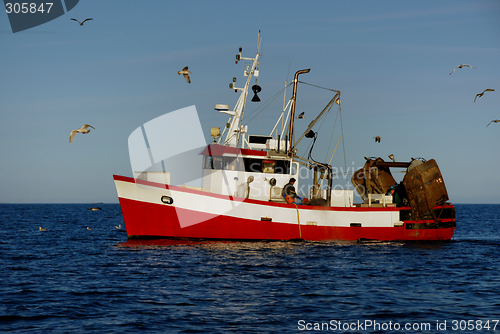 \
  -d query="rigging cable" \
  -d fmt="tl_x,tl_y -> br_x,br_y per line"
294,85 -> 347,183
298,81 -> 339,92
243,83 -> 292,126
298,94 -> 337,165
306,131 -> 330,171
